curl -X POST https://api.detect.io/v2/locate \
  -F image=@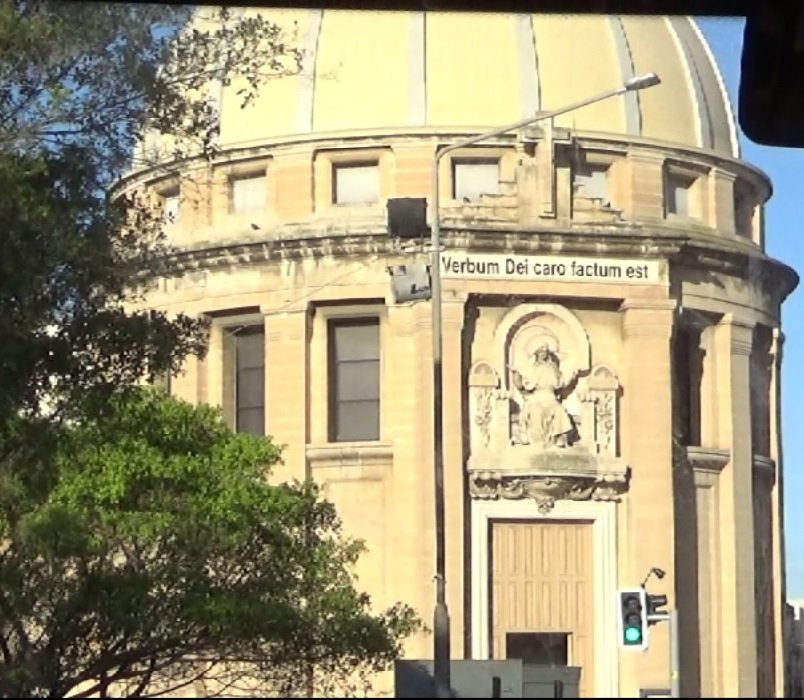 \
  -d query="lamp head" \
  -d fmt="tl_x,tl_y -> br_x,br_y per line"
625,72 -> 661,91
